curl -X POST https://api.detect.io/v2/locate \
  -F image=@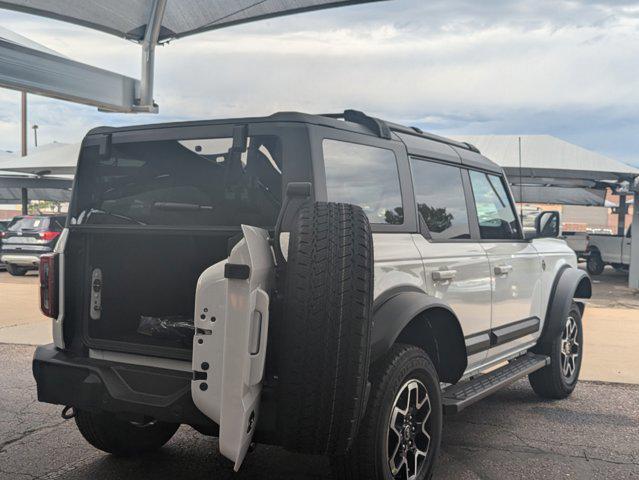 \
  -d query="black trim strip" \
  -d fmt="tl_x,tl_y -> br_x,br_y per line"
465,333 -> 491,355
465,317 -> 541,354
491,317 -> 540,346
